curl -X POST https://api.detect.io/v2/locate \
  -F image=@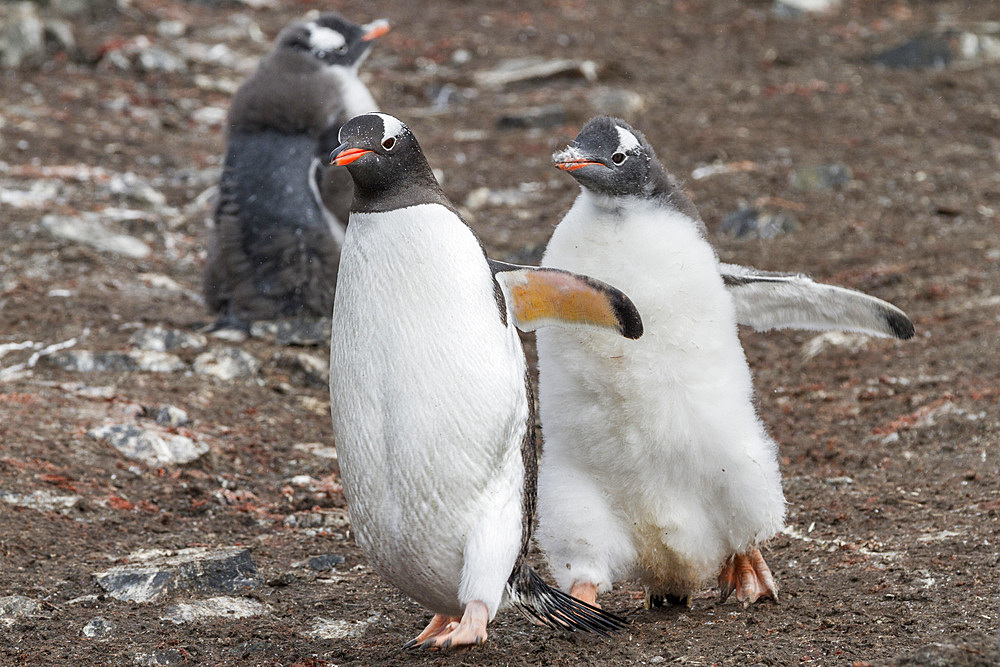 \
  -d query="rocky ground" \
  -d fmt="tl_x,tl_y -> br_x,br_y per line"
1,0 -> 999,665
